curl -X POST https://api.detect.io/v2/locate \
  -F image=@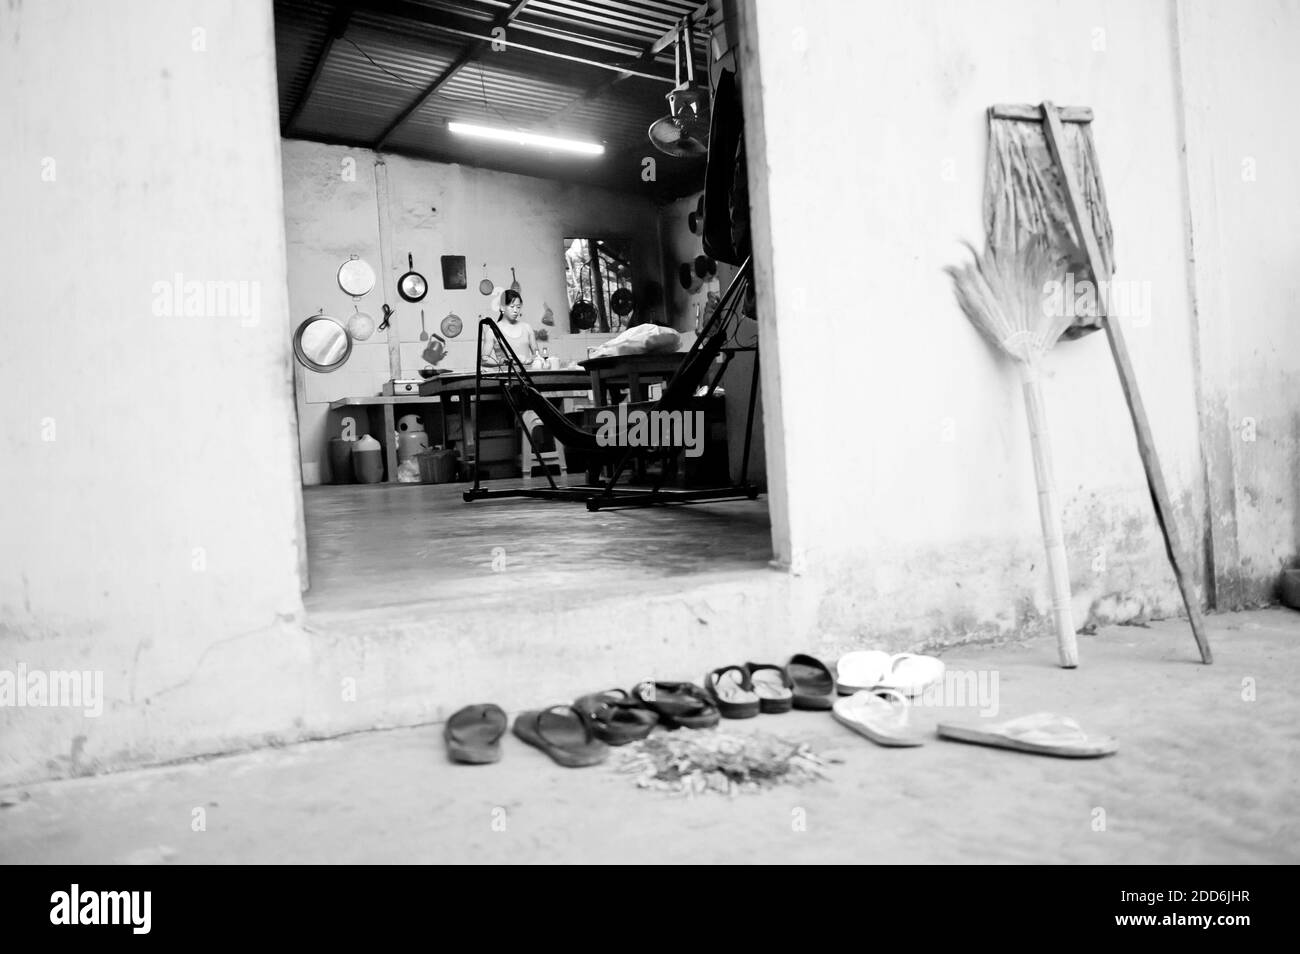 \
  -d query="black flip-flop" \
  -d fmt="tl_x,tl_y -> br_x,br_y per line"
785,654 -> 837,710
745,661 -> 795,714
512,705 -> 609,767
631,681 -> 720,730
704,665 -> 761,719
574,689 -> 658,745
444,703 -> 508,764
